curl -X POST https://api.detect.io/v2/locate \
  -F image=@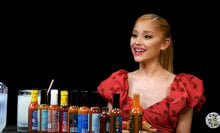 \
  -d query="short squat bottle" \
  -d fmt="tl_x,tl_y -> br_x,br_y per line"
100,107 -> 110,133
